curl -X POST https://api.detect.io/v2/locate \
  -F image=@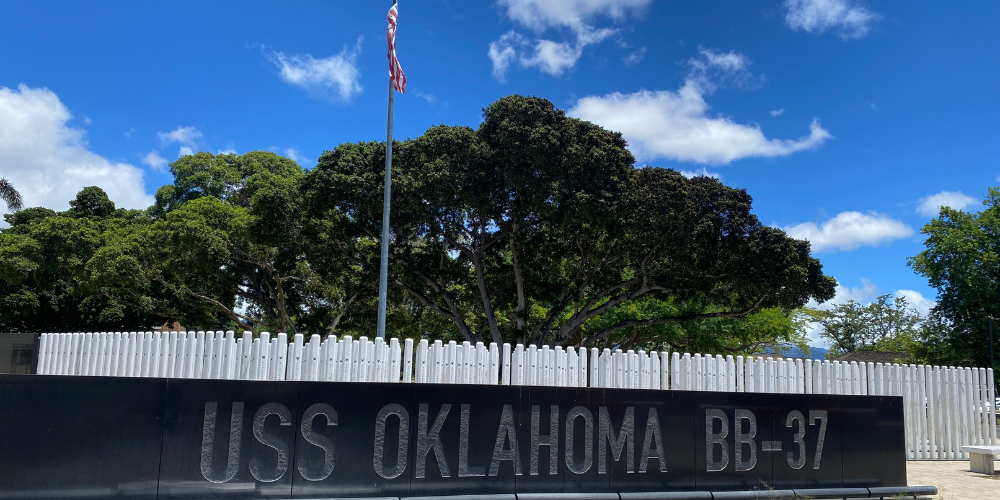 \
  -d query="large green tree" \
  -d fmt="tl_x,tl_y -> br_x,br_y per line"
90,151 -> 360,334
0,187 -> 159,331
806,294 -> 922,358
908,188 -> 1000,370
303,95 -> 836,348
1,97 -> 839,350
